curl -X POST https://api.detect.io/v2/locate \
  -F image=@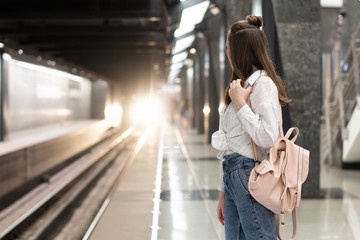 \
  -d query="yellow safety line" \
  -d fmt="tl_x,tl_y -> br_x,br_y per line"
151,124 -> 164,240
174,128 -> 222,240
